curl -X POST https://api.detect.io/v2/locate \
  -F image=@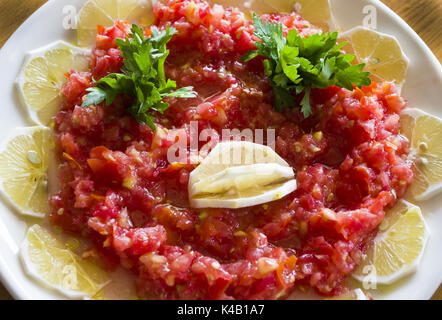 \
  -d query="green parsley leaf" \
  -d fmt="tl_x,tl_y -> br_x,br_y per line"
82,87 -> 109,107
242,13 -> 372,117
82,24 -> 197,130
